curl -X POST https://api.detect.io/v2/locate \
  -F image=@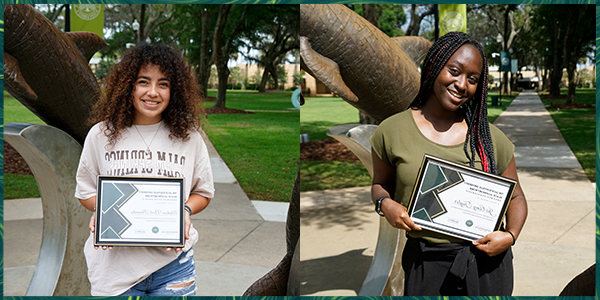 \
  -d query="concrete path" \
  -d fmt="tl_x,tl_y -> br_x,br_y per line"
4,137 -> 289,296
299,90 -> 595,296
